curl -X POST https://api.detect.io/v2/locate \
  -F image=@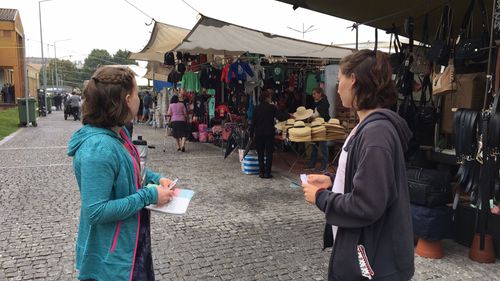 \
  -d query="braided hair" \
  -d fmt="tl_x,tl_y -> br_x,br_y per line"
82,66 -> 137,127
